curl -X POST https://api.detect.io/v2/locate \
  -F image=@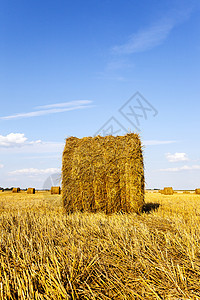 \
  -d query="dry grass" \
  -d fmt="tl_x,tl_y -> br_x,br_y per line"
0,191 -> 200,299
